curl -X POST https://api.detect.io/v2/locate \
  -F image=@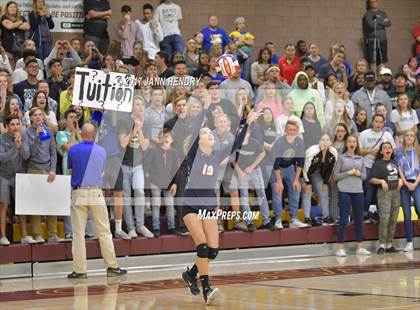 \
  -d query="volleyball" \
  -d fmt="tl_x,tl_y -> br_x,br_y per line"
215,54 -> 241,78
